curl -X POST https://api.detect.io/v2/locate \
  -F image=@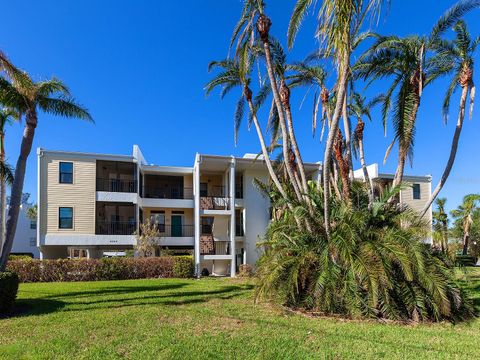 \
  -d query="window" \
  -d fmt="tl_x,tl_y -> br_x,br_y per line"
235,175 -> 243,199
59,207 -> 73,229
235,210 -> 244,236
413,184 -> 421,200
200,183 -> 208,197
29,237 -> 36,246
150,211 -> 165,232
30,220 -> 37,229
201,217 -> 214,235
59,162 -> 73,184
